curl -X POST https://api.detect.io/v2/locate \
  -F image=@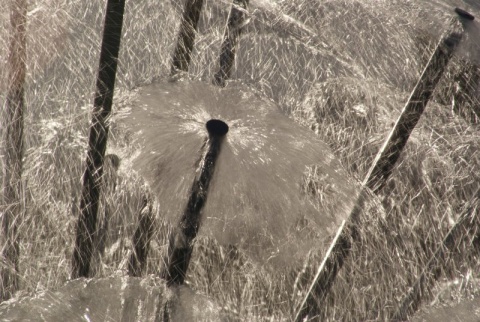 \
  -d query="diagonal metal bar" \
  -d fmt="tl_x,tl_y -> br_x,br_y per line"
162,120 -> 229,286
294,8 -> 473,321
